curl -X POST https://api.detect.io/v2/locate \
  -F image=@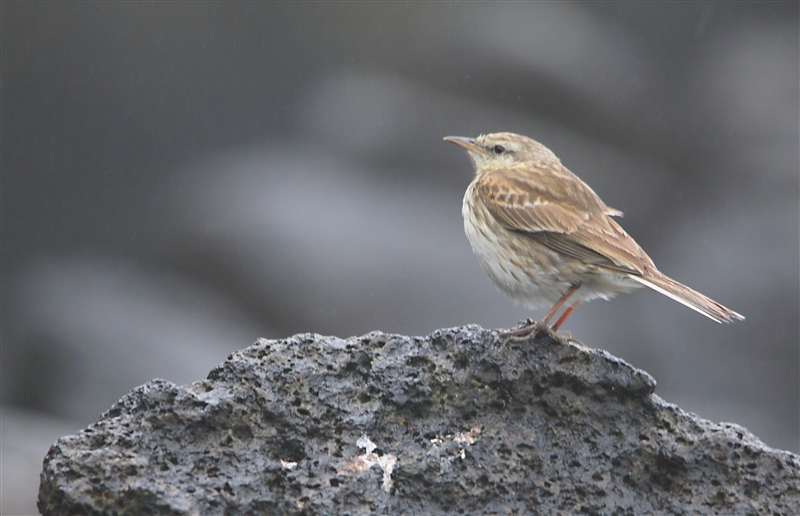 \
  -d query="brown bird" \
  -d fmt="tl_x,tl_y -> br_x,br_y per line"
444,132 -> 744,334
